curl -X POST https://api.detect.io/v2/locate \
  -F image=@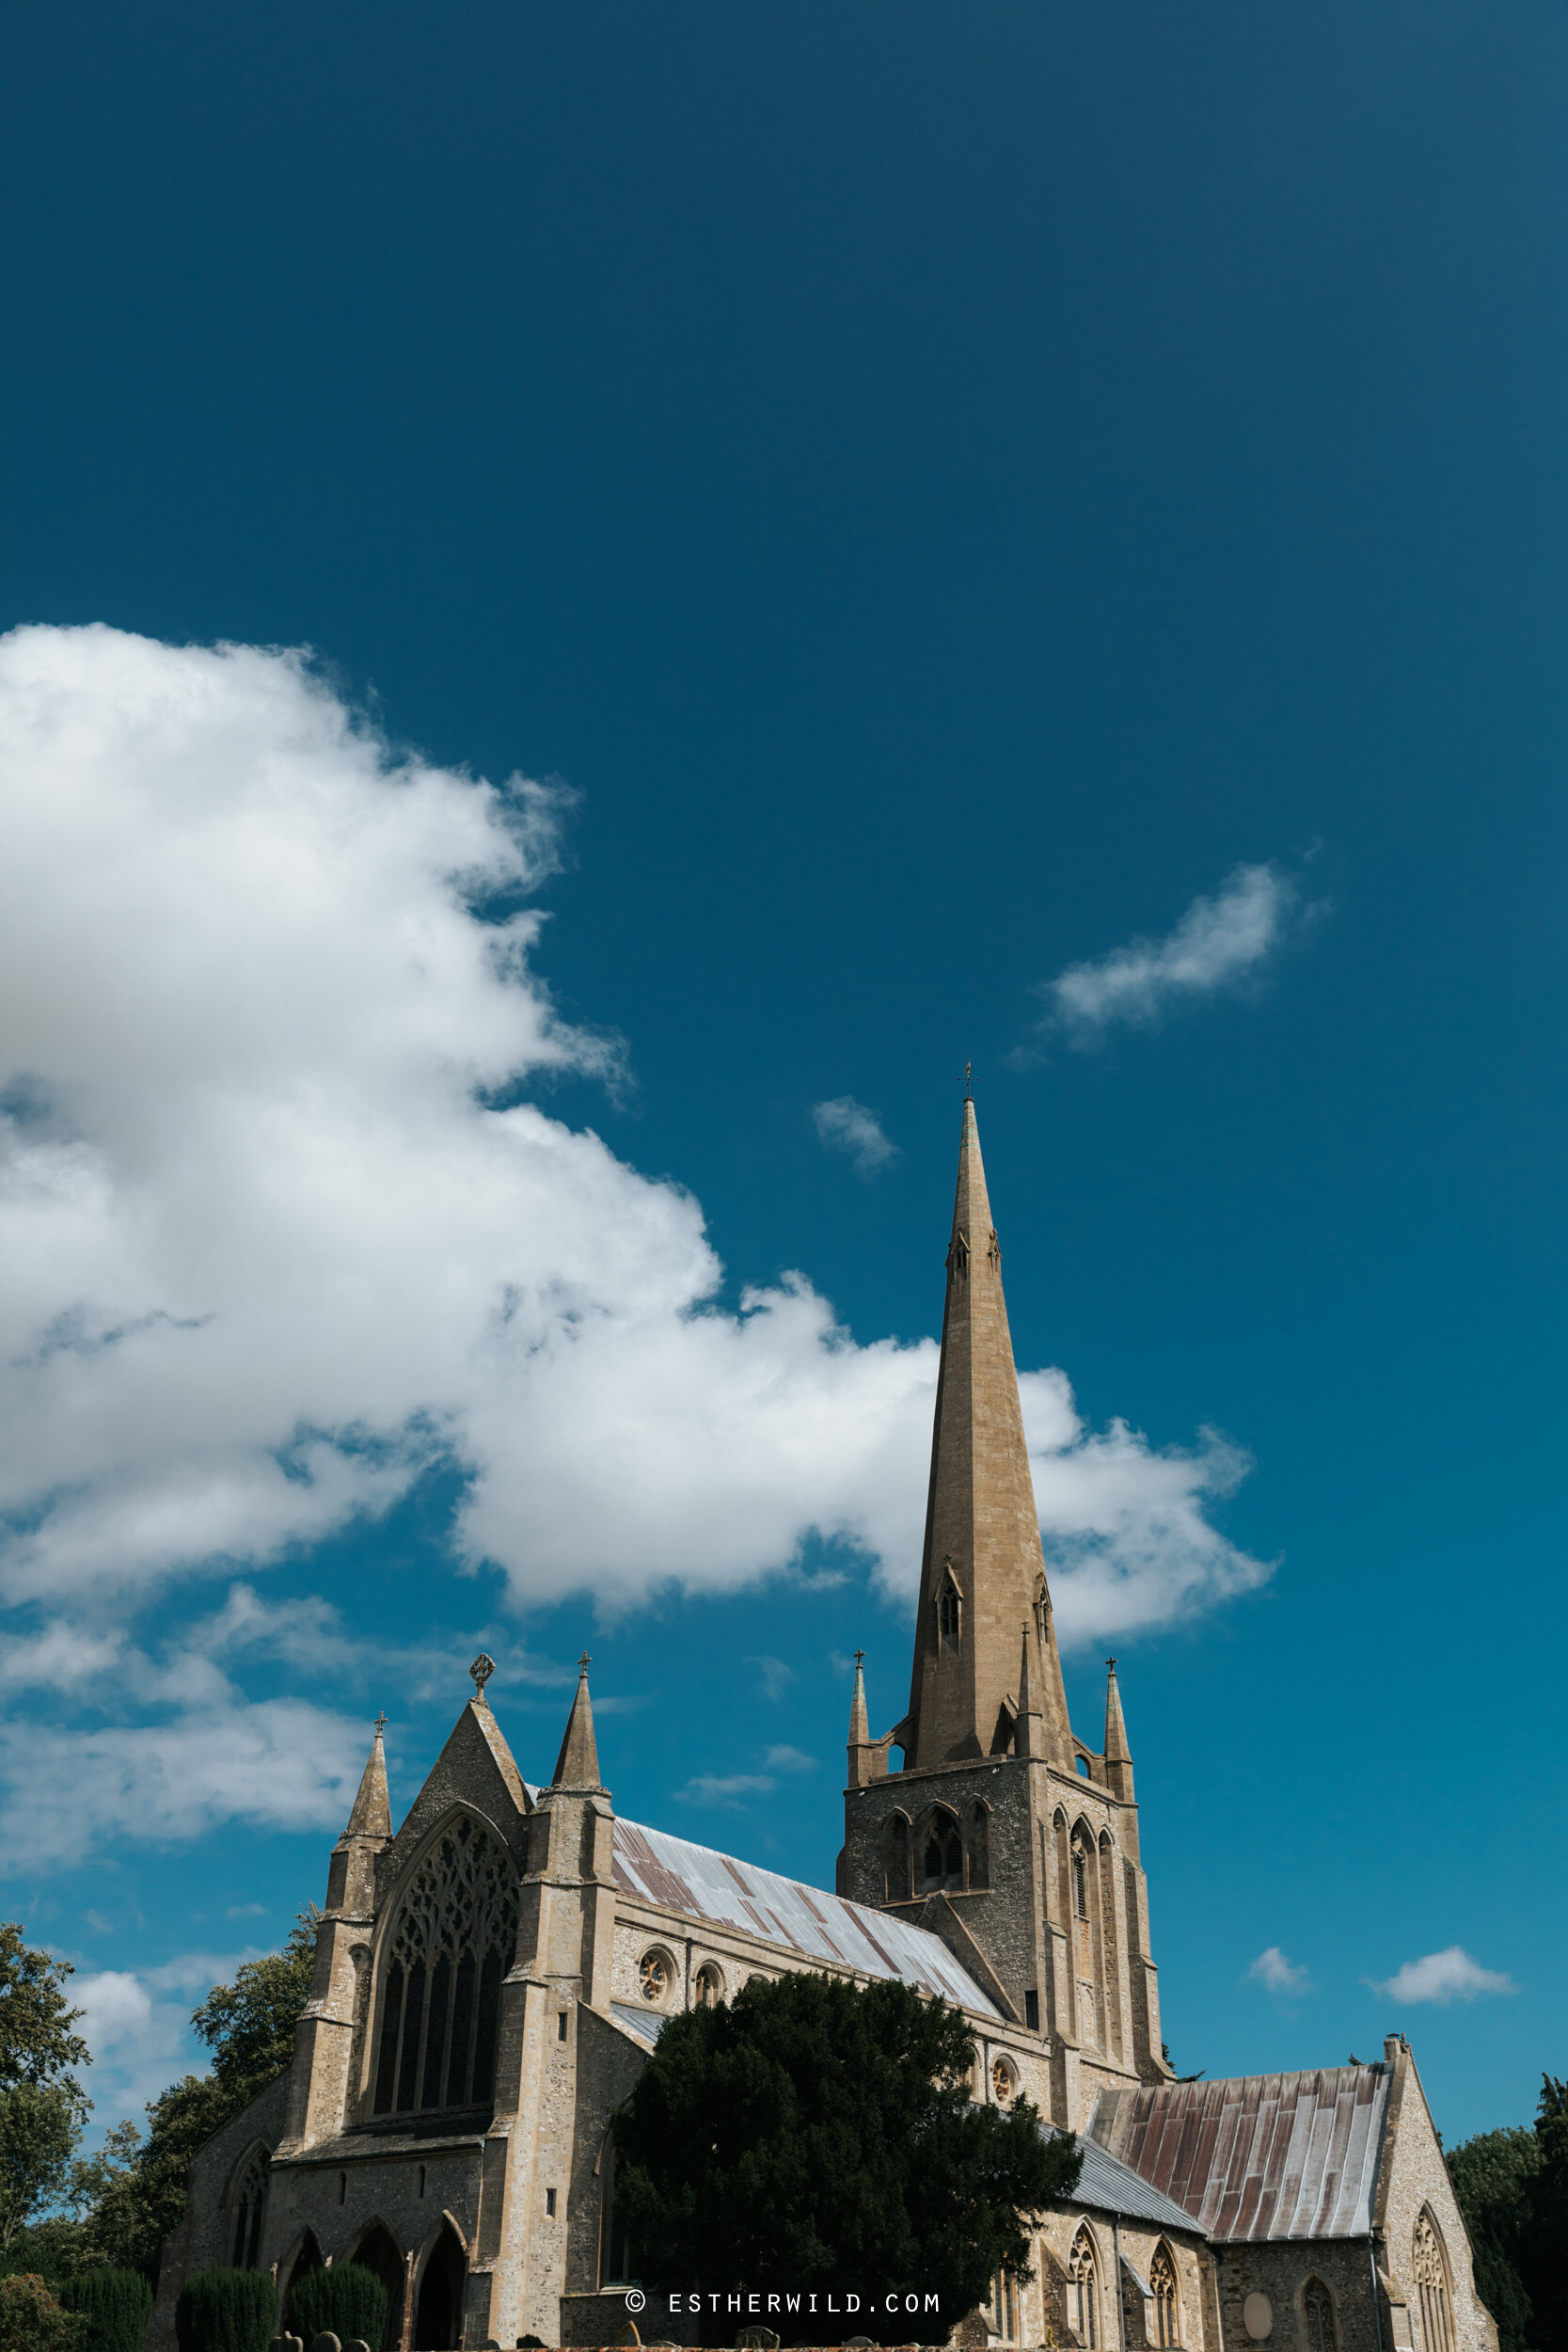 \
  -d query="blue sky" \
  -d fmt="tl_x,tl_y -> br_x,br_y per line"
1,0 -> 1564,2149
